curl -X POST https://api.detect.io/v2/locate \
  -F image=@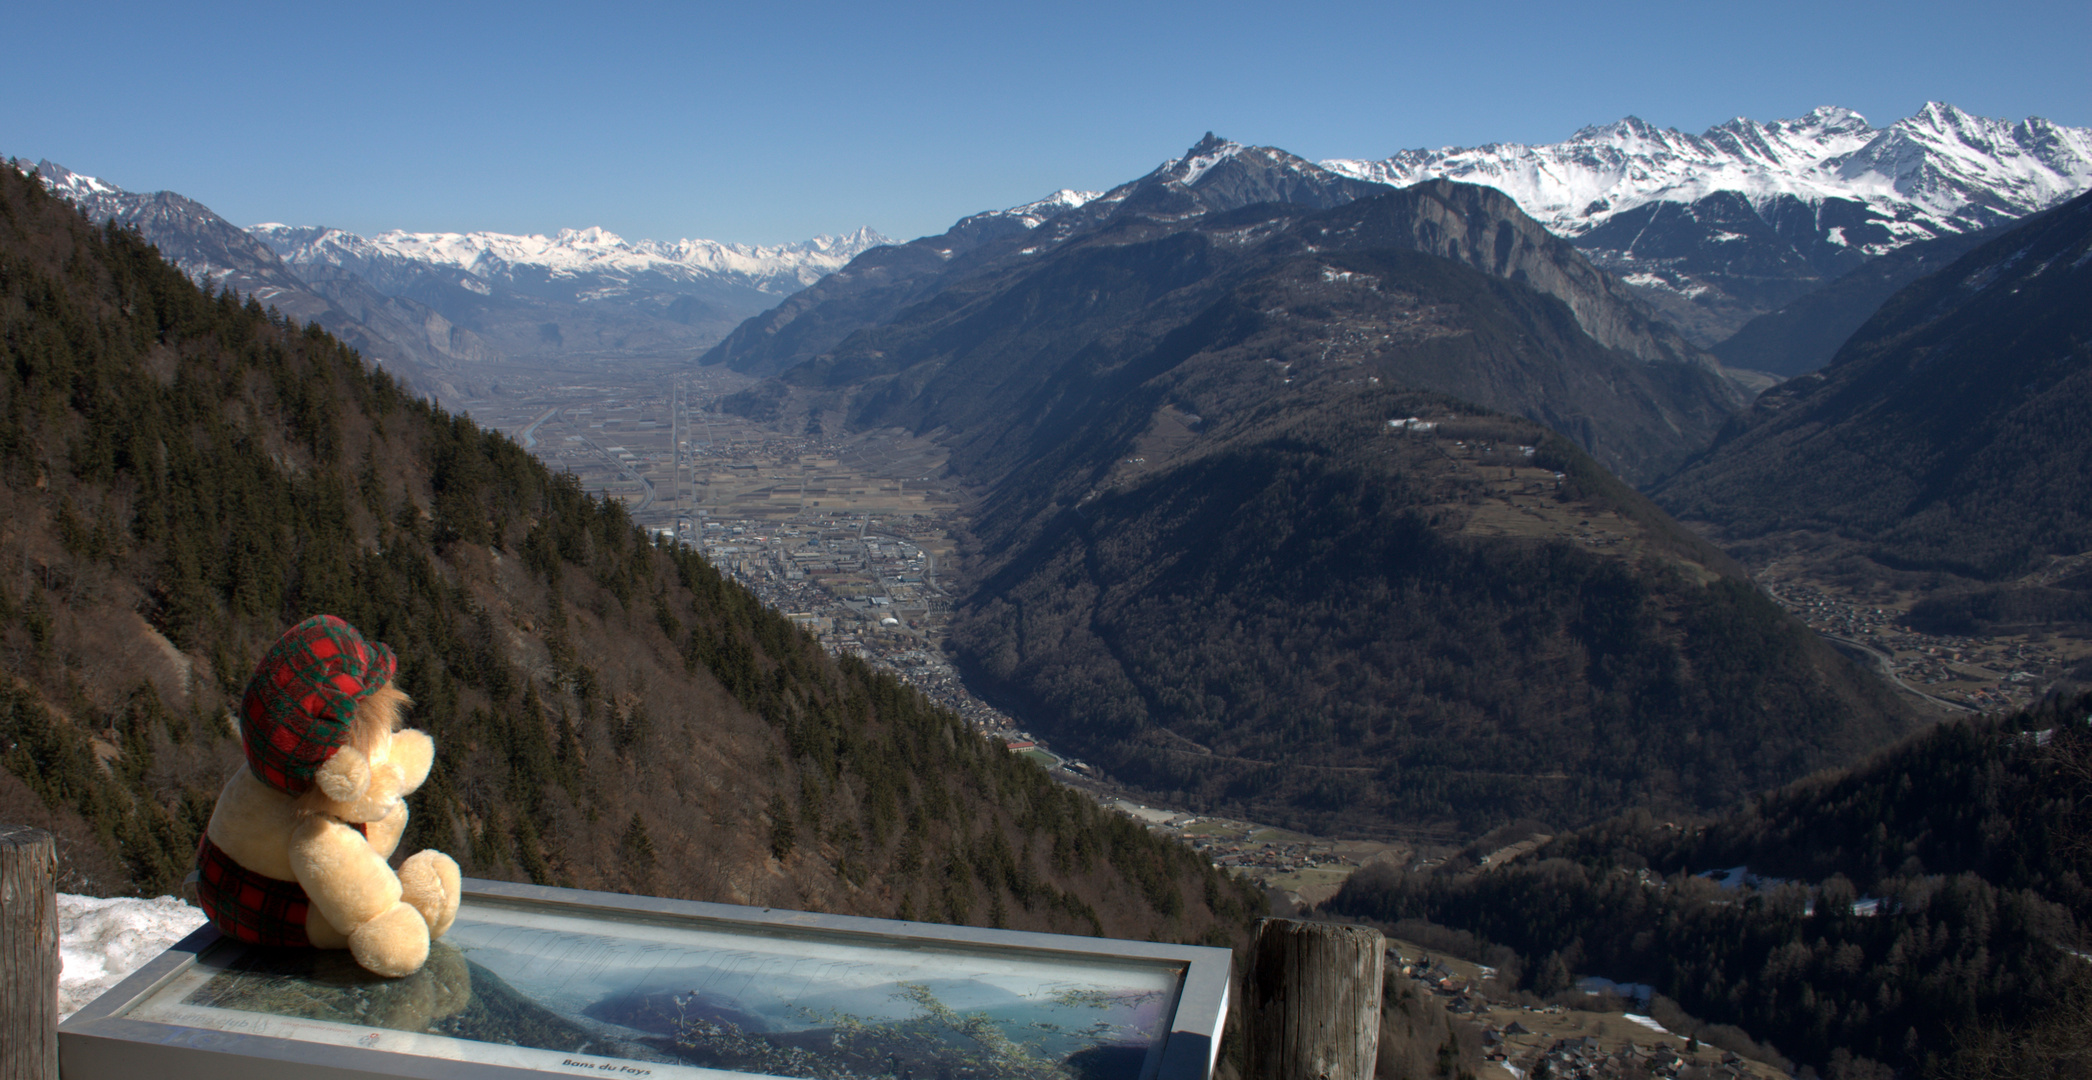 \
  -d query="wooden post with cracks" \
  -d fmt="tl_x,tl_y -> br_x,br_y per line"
1245,917 -> 1383,1080
2,825 -> 60,1080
